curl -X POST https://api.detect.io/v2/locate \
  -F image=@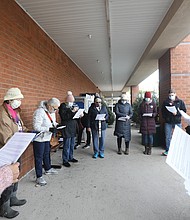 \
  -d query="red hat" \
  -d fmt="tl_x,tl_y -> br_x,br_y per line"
145,91 -> 151,98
